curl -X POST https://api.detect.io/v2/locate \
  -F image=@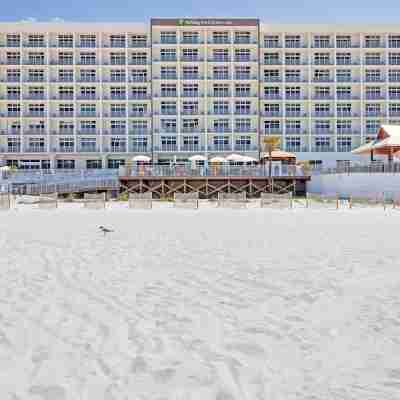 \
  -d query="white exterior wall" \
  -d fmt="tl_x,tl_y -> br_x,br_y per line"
1,20 -> 400,169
